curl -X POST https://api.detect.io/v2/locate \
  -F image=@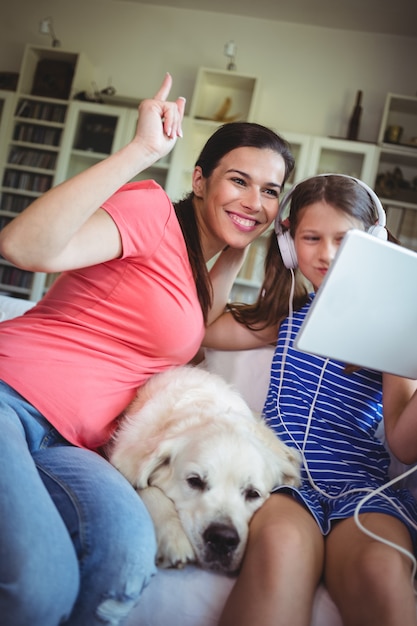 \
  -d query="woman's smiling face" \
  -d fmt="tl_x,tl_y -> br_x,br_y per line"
193,146 -> 286,260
